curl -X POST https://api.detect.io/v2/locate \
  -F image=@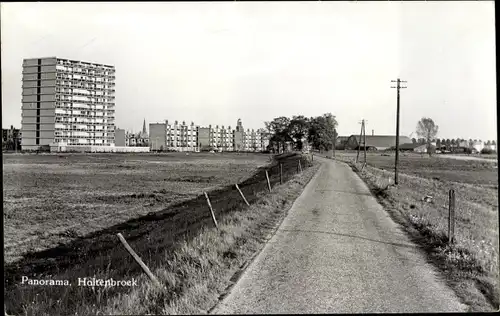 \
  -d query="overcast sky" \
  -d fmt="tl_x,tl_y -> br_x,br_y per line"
1,1 -> 496,140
